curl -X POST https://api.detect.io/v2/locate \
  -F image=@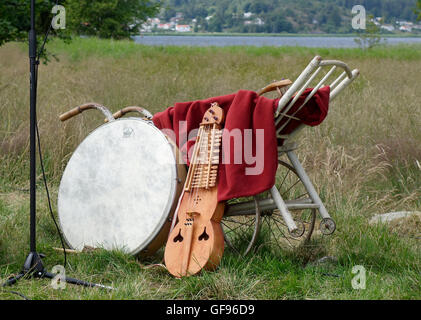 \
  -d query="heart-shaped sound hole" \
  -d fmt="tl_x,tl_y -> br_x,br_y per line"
198,227 -> 209,241
173,229 -> 184,242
